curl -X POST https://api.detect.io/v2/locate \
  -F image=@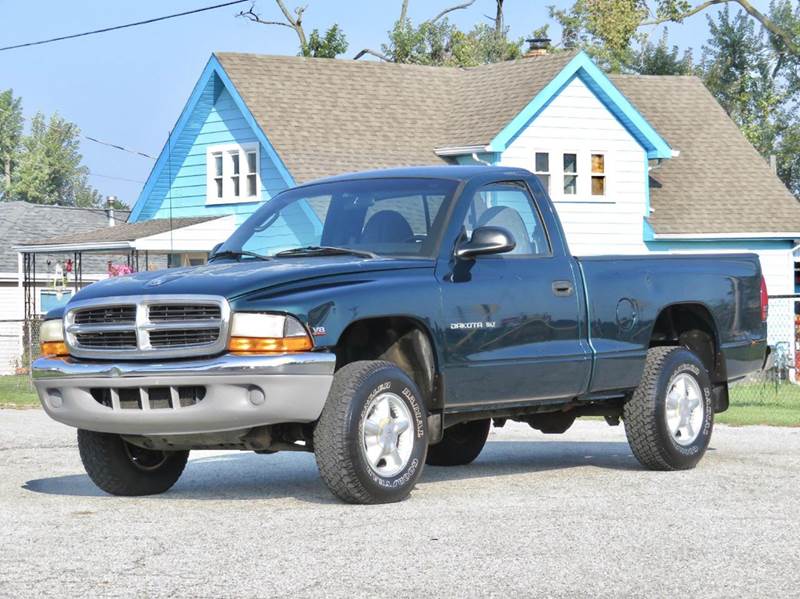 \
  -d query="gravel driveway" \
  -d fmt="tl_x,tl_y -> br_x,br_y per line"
1,409 -> 798,597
